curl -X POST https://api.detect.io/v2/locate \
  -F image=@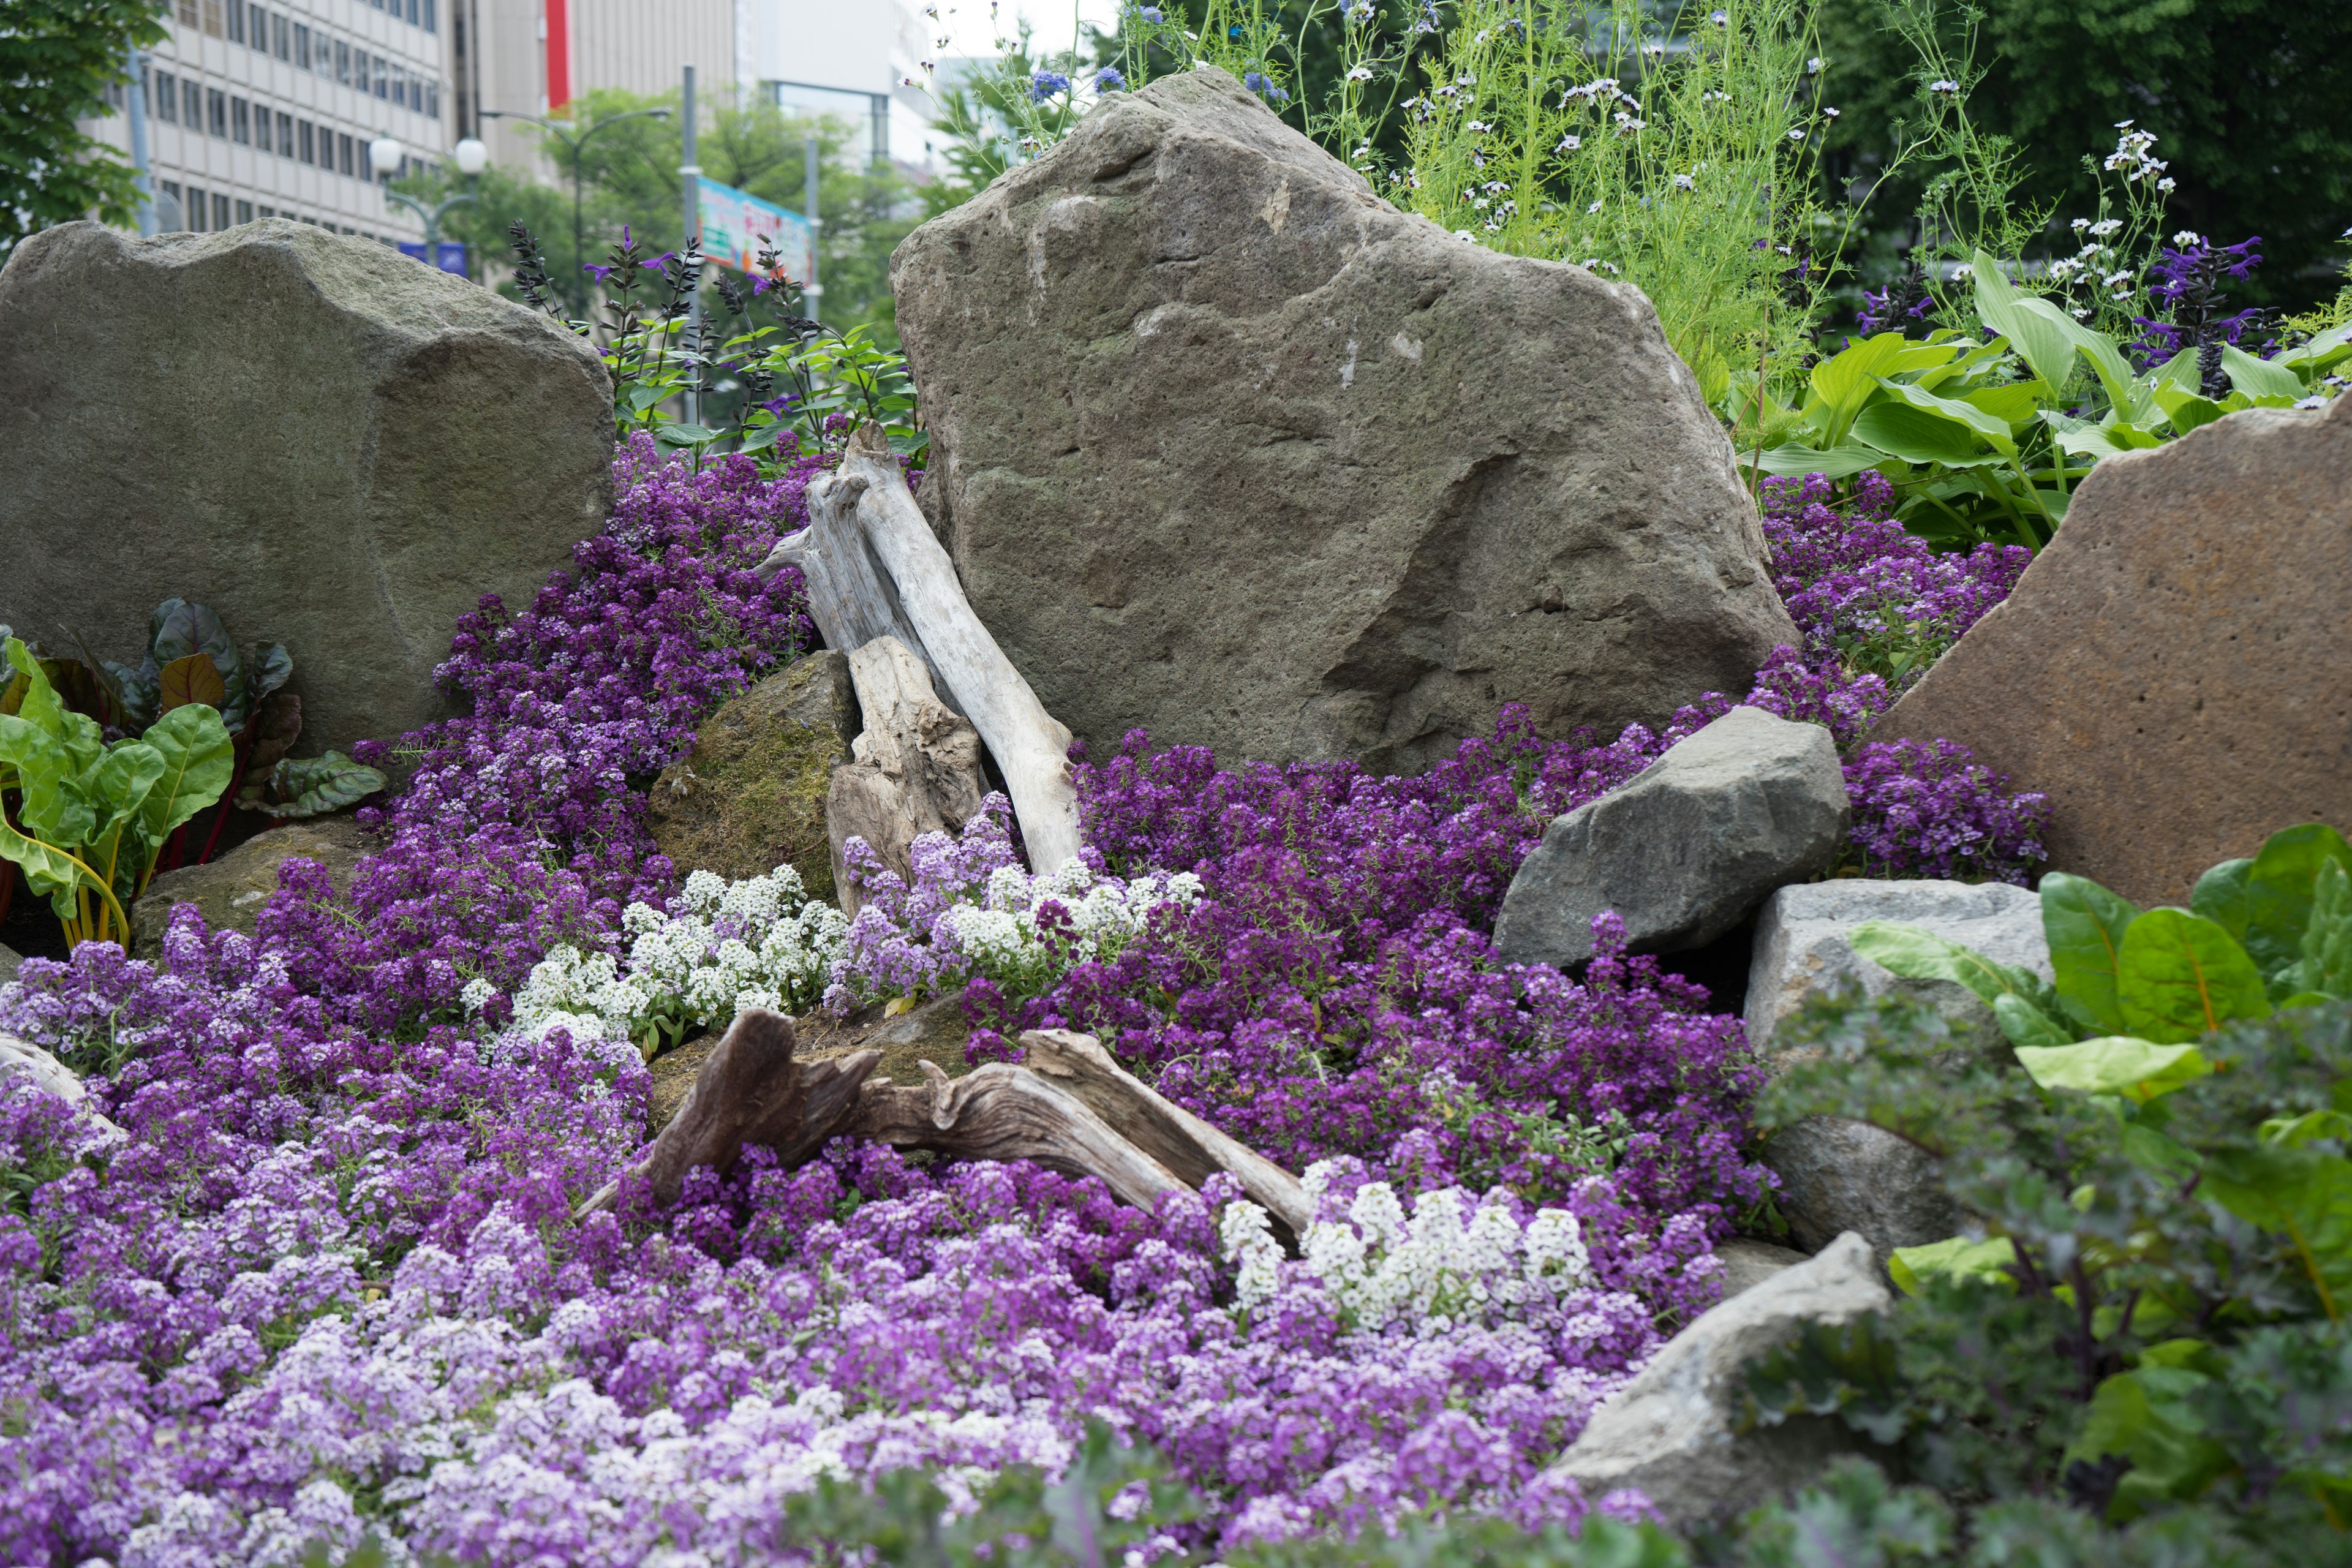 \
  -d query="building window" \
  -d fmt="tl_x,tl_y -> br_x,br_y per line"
375,56 -> 389,99
293,22 -> 309,68
208,88 -> 228,138
258,205 -> 274,218
226,0 -> 243,43
274,12 -> 289,58
184,184 -> 205,230
277,110 -> 293,156
299,120 -> 314,162
407,0 -> 419,23
426,81 -> 439,119
236,200 -> 254,224
214,192 -> 232,230
336,41 -> 350,85
232,97 -> 250,145
160,179 -> 183,228
177,0 -> 197,23
339,131 -> 355,176
423,0 -> 435,32
202,0 -> 223,36
250,6 -> 270,51
153,70 -> 177,123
